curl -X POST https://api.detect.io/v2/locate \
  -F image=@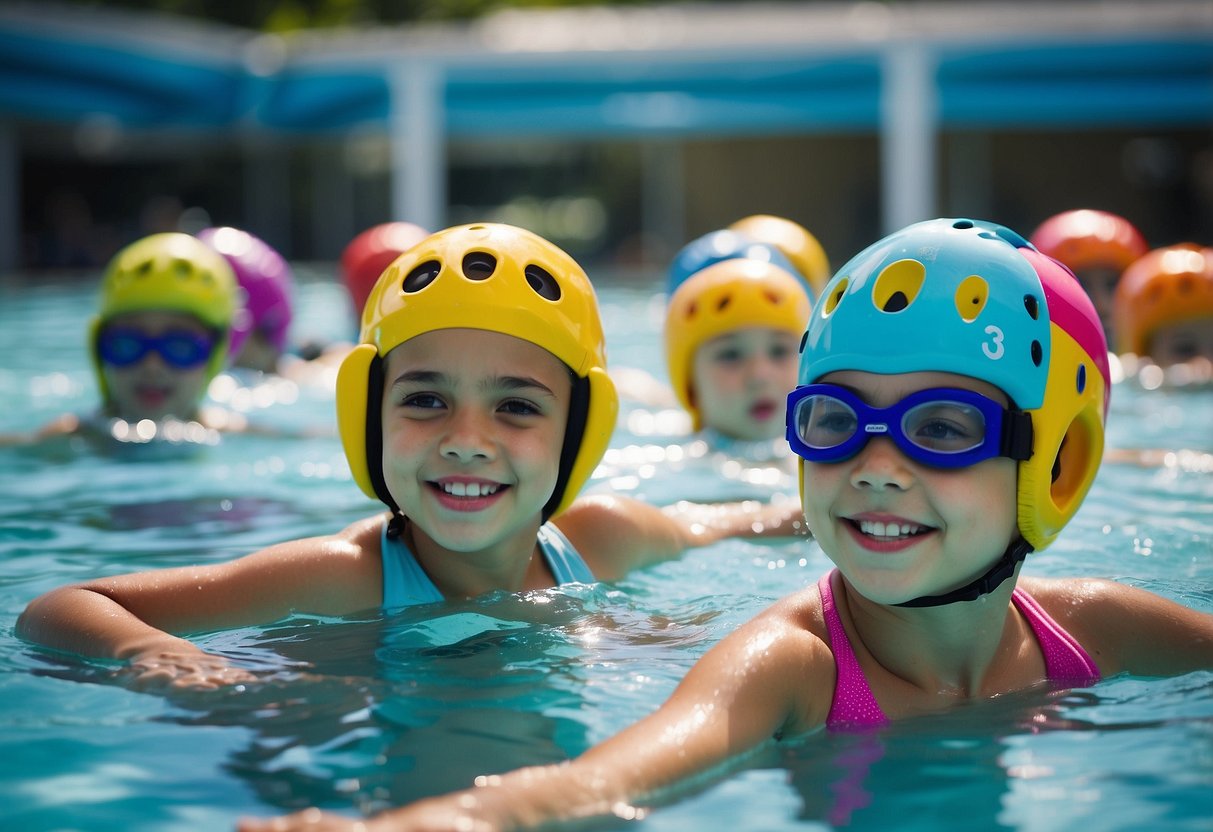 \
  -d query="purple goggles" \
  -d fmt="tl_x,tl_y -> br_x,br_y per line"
786,384 -> 1033,469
